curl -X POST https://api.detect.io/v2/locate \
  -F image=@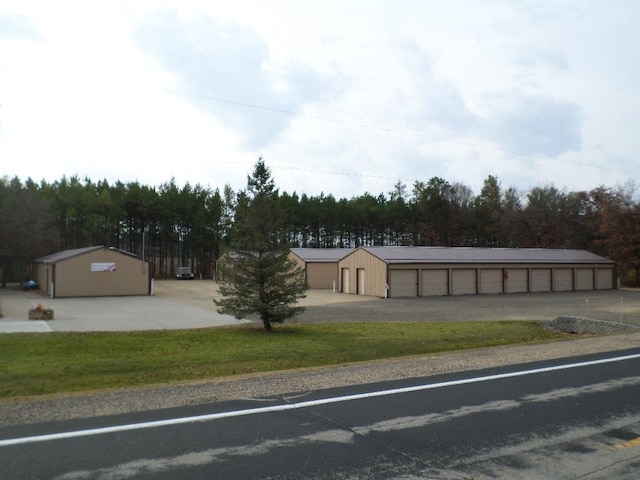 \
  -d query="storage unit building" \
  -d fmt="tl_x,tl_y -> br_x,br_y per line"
33,246 -> 151,298
290,248 -> 354,290
337,246 -> 616,298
